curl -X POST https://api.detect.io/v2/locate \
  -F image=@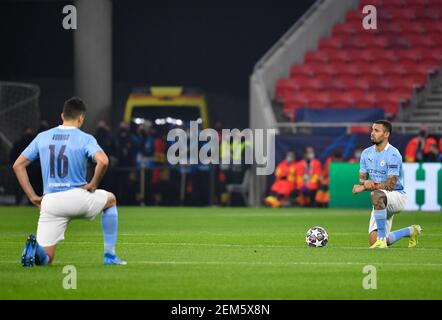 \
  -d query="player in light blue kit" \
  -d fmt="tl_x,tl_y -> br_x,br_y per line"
352,120 -> 422,249
13,97 -> 126,266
